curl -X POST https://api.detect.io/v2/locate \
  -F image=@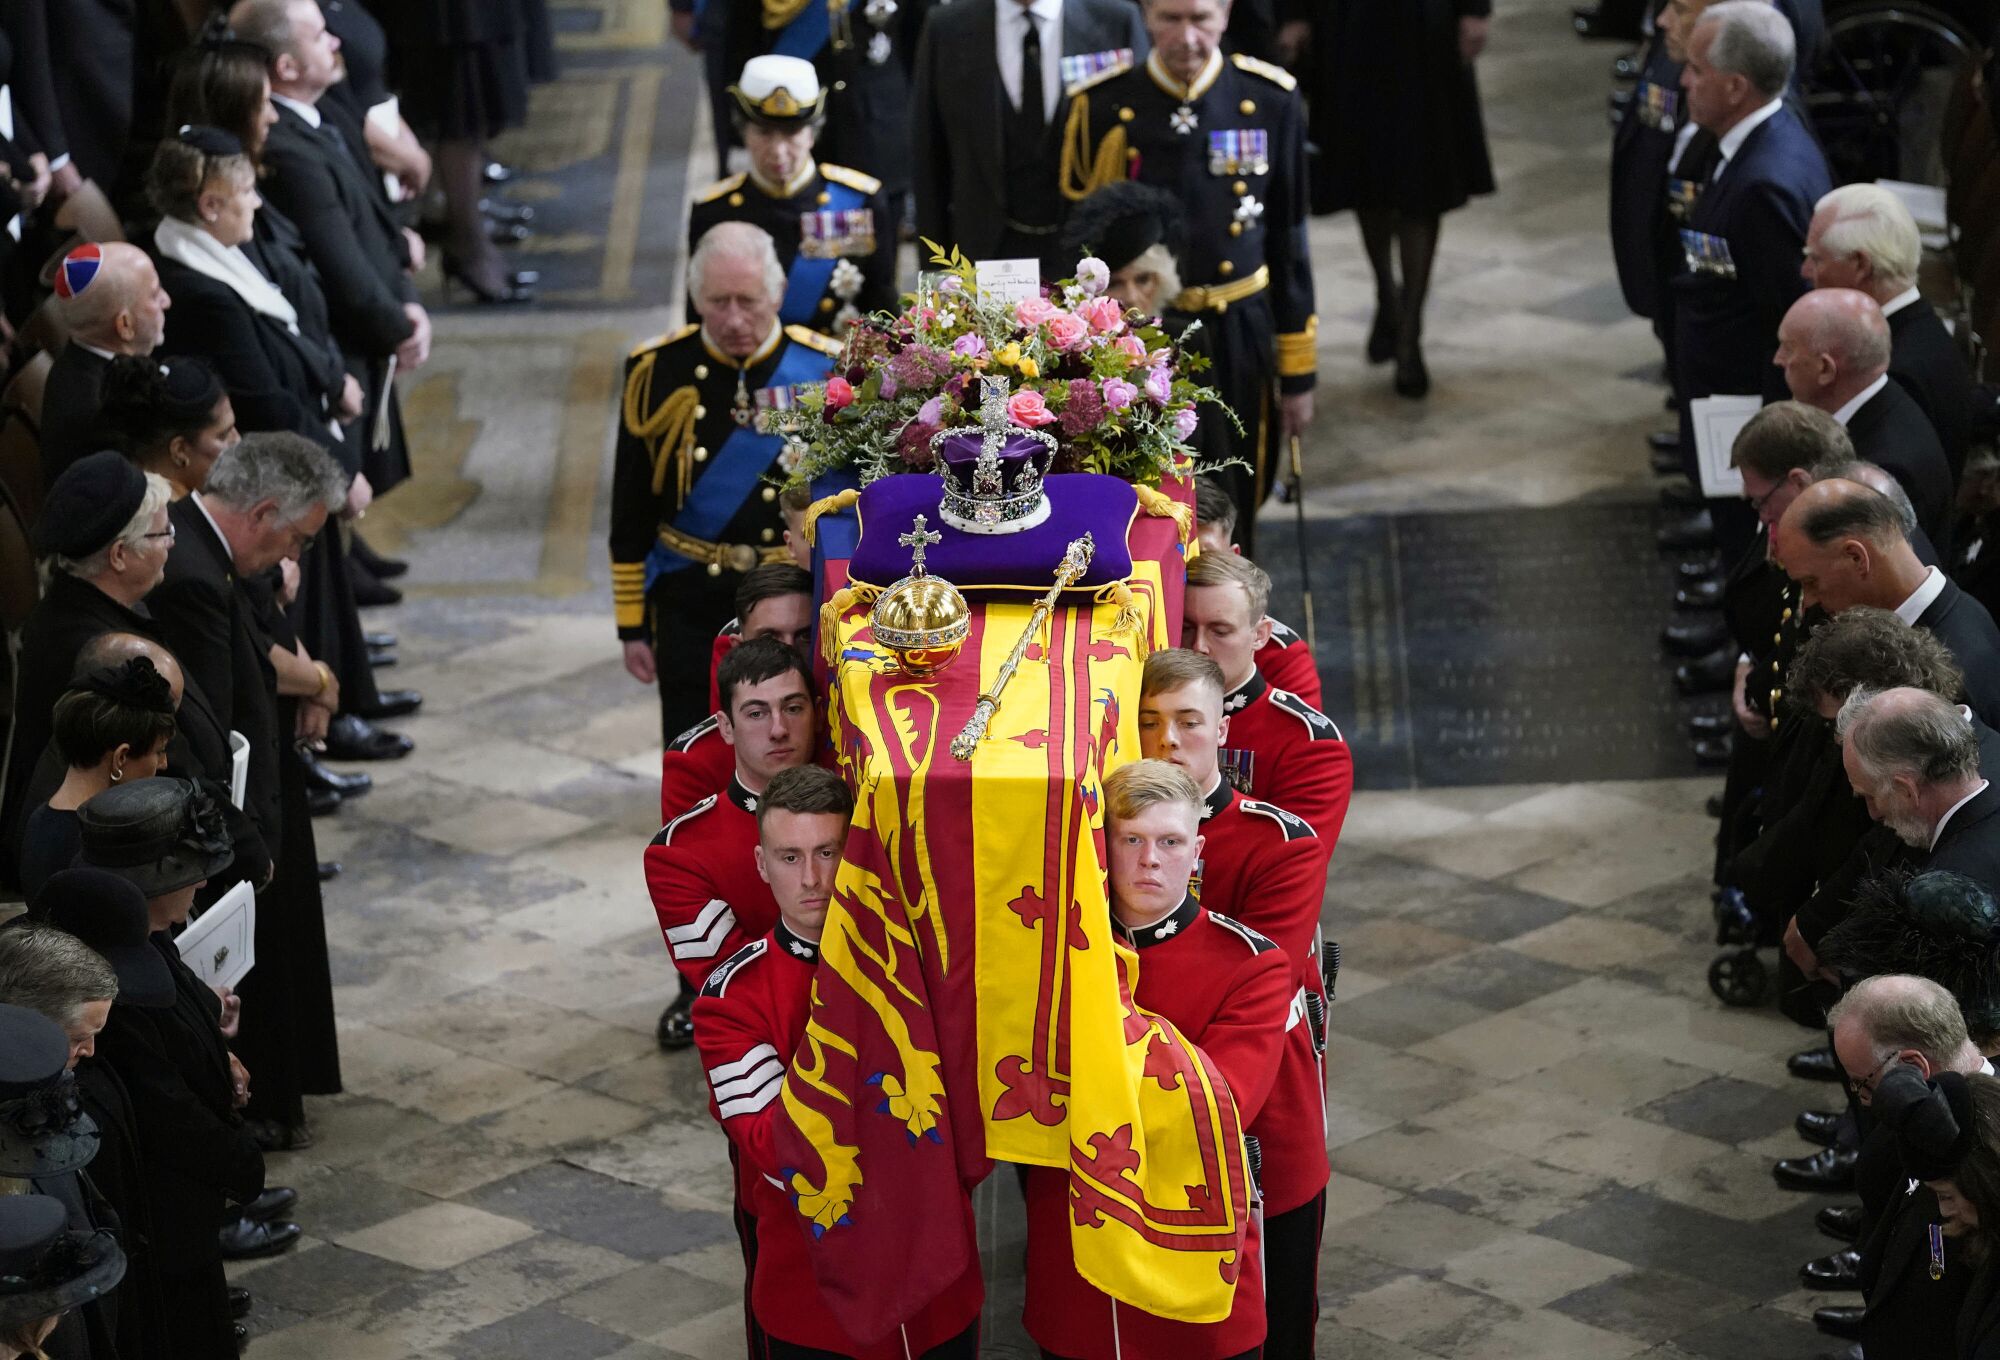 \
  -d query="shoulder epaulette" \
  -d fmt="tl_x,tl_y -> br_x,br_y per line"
1230,53 -> 1297,92
695,172 -> 747,205
785,325 -> 845,357
1207,911 -> 1278,954
702,937 -> 769,997
819,163 -> 882,196
667,714 -> 721,754
654,794 -> 719,846
1266,616 -> 1302,646
1270,688 -> 1343,741
718,617 -> 742,640
1067,60 -> 1132,96
1240,799 -> 1316,841
629,323 -> 699,359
